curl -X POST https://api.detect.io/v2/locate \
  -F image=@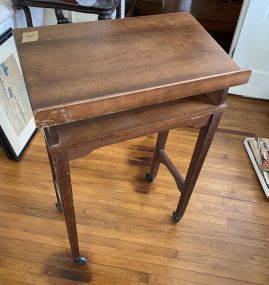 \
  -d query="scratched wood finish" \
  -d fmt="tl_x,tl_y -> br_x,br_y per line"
14,13 -> 250,127
0,95 -> 269,284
